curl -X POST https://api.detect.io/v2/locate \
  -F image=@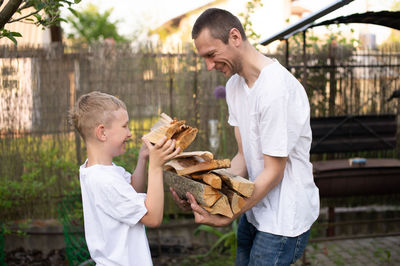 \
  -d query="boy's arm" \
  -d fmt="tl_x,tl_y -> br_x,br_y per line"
140,137 -> 180,227
131,144 -> 149,193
